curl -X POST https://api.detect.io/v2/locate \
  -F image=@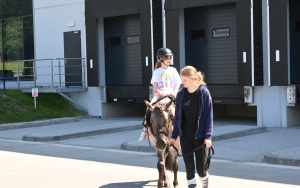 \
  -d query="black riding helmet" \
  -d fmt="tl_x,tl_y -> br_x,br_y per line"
156,48 -> 173,57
